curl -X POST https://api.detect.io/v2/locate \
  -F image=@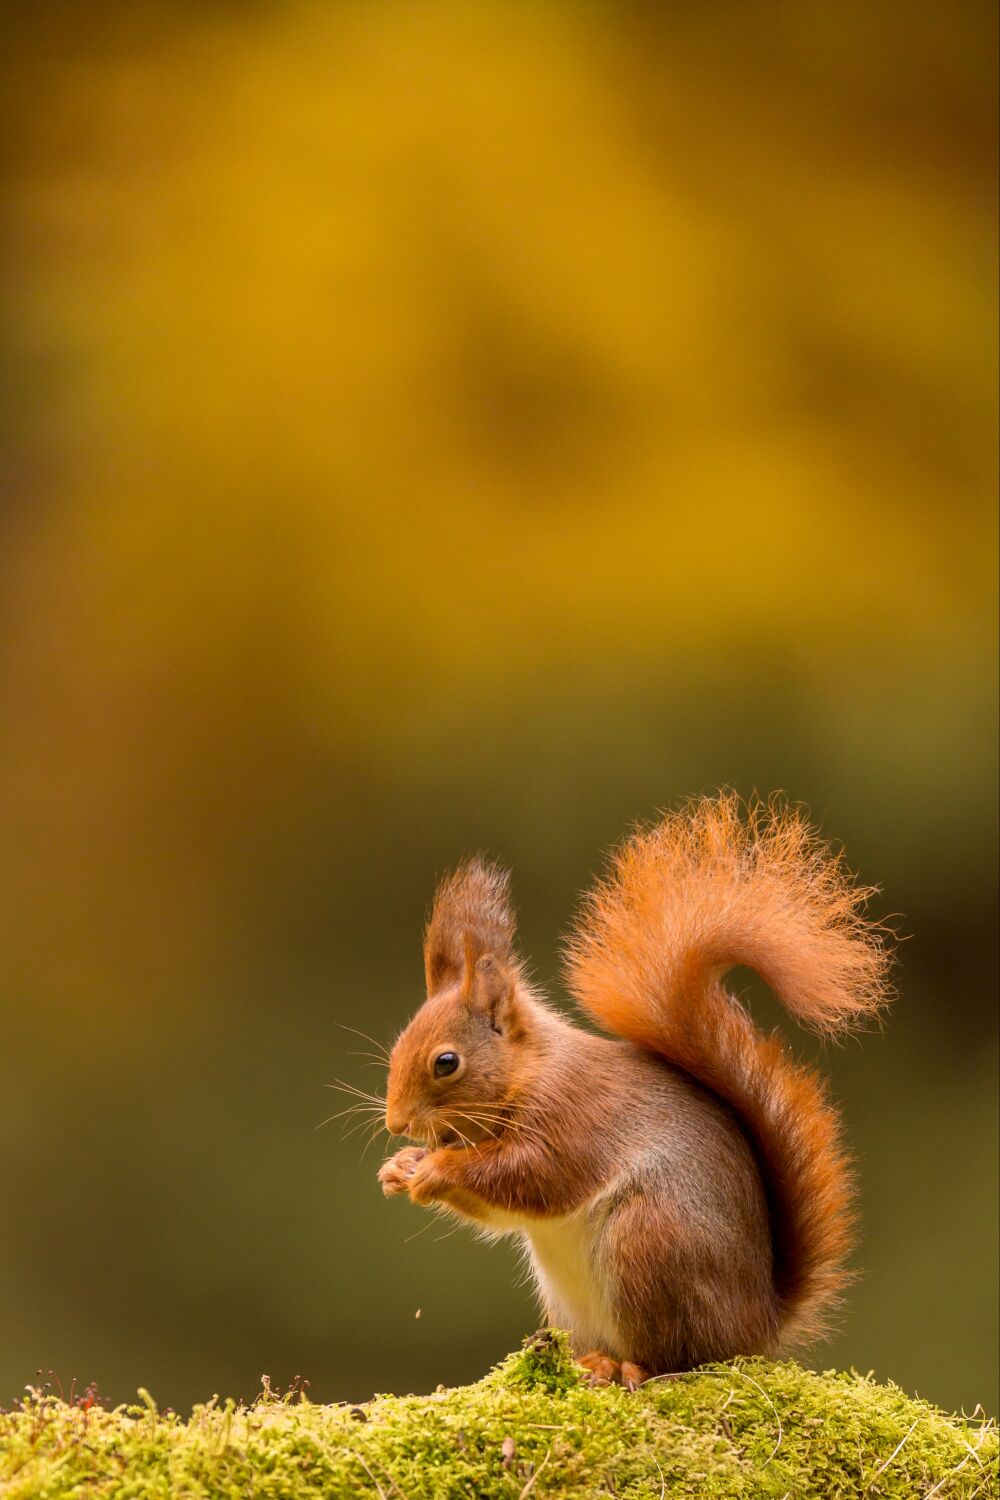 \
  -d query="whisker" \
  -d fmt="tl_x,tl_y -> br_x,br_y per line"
447,1099 -> 537,1126
325,1101 -> 385,1121
335,1023 -> 391,1061
473,1121 -> 546,1149
456,1110 -> 547,1147
316,1101 -> 386,1132
325,1083 -> 386,1105
316,1107 -> 375,1133
359,1120 -> 388,1161
323,1090 -> 379,1111
441,1106 -> 548,1157
328,1111 -> 385,1137
324,1078 -> 387,1107
455,1108 -> 516,1125
434,1220 -> 466,1244
404,1216 -> 438,1244
446,1122 -> 483,1160
447,1110 -> 502,1145
449,1110 -> 498,1133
